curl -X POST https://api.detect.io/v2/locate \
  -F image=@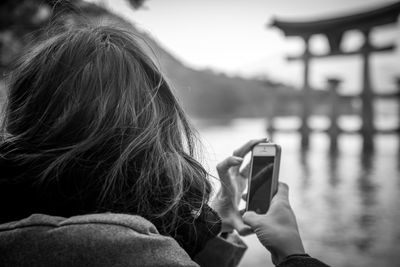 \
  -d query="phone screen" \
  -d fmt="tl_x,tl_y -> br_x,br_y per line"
247,156 -> 275,214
